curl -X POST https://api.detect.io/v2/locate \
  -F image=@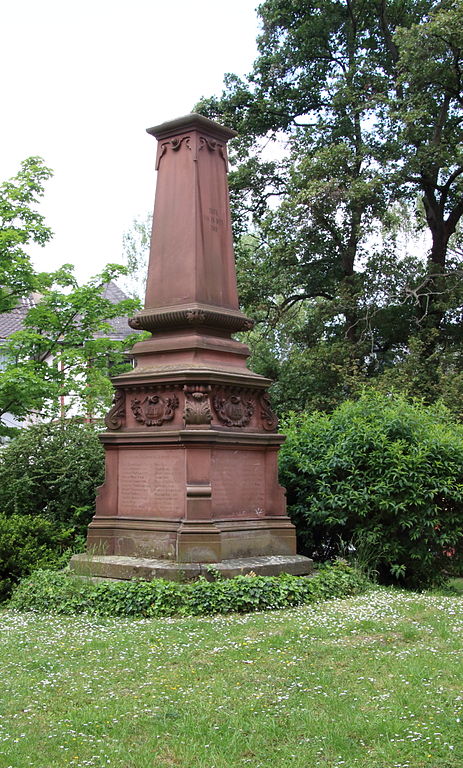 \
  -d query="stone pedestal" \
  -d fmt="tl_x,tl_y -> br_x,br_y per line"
74,114 -> 311,579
